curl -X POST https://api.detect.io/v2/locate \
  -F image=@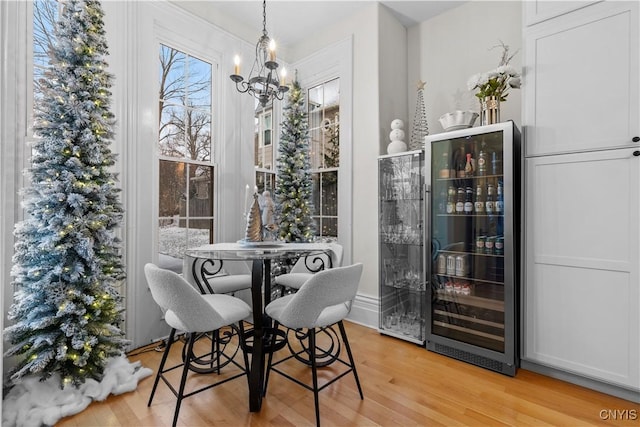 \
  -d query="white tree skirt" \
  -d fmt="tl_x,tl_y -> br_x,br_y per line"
2,355 -> 153,427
